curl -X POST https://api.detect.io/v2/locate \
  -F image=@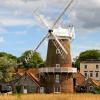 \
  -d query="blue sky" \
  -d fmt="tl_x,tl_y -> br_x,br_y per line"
0,0 -> 100,60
